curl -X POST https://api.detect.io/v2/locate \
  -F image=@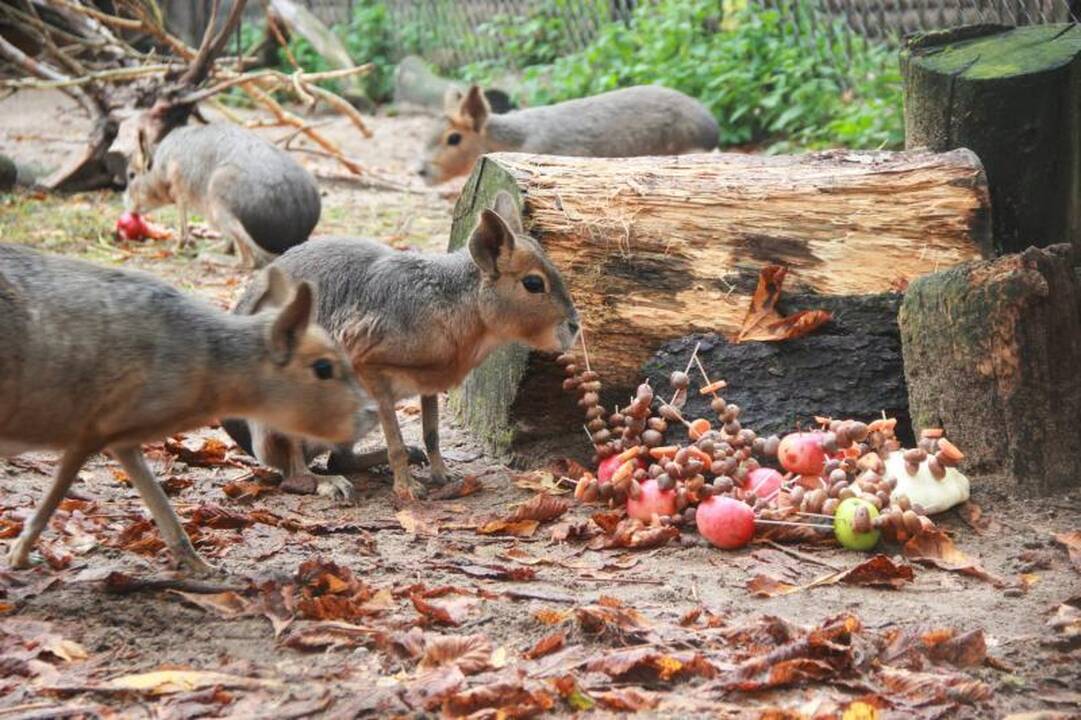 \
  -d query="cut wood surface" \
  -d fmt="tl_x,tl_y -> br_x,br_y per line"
899,244 -> 1081,493
448,150 -> 990,458
902,23 -> 1081,255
